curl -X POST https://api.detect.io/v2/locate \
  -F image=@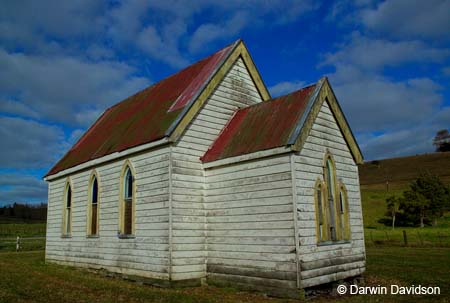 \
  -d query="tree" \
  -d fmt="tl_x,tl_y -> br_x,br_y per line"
396,174 -> 450,227
401,189 -> 429,228
411,174 -> 449,226
385,195 -> 400,230
433,129 -> 450,152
